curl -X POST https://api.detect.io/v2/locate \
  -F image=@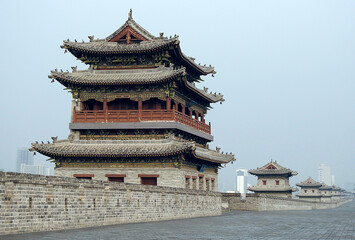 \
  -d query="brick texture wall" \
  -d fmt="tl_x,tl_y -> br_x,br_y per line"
222,193 -> 351,211
55,166 -> 218,191
0,172 -> 221,235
